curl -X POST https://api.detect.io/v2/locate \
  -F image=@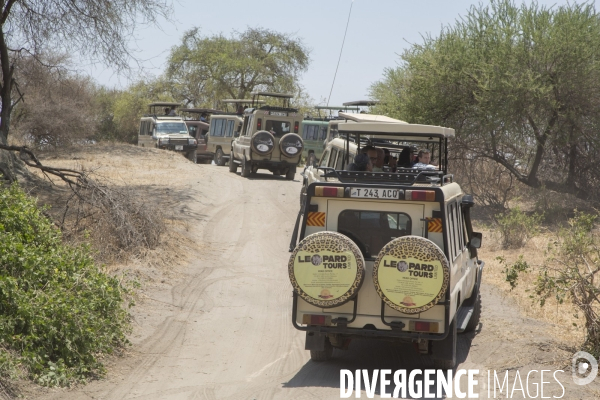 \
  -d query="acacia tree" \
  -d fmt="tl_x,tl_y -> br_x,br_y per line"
0,0 -> 171,180
165,27 -> 310,108
370,0 -> 600,202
